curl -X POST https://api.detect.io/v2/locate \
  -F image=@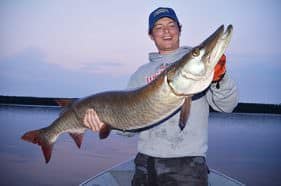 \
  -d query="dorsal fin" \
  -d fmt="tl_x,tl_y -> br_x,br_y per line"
55,98 -> 78,116
55,99 -> 74,107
